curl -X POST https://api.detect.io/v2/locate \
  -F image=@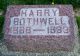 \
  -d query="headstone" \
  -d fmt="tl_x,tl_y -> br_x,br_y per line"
4,5 -> 75,52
